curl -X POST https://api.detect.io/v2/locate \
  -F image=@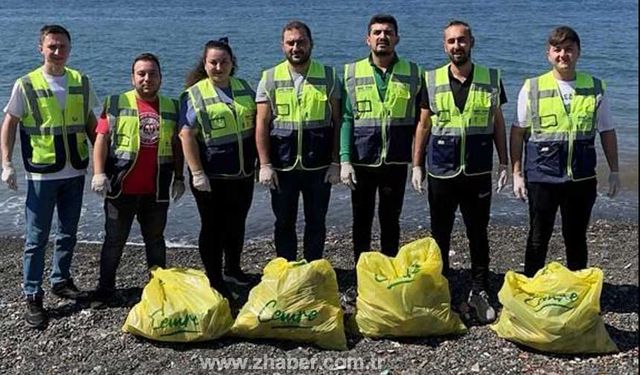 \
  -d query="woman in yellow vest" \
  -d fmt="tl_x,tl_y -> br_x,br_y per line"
179,38 -> 256,300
